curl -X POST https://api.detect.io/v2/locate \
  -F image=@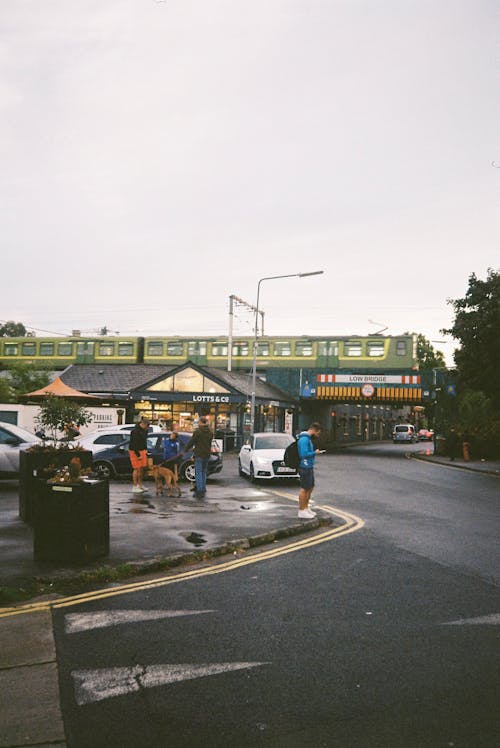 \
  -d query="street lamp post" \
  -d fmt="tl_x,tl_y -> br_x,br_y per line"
249,271 -> 324,435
